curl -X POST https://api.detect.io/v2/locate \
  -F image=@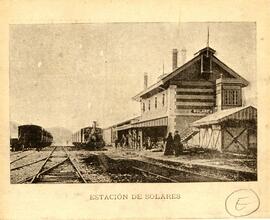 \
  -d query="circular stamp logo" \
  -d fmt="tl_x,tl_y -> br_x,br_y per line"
225,189 -> 260,217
